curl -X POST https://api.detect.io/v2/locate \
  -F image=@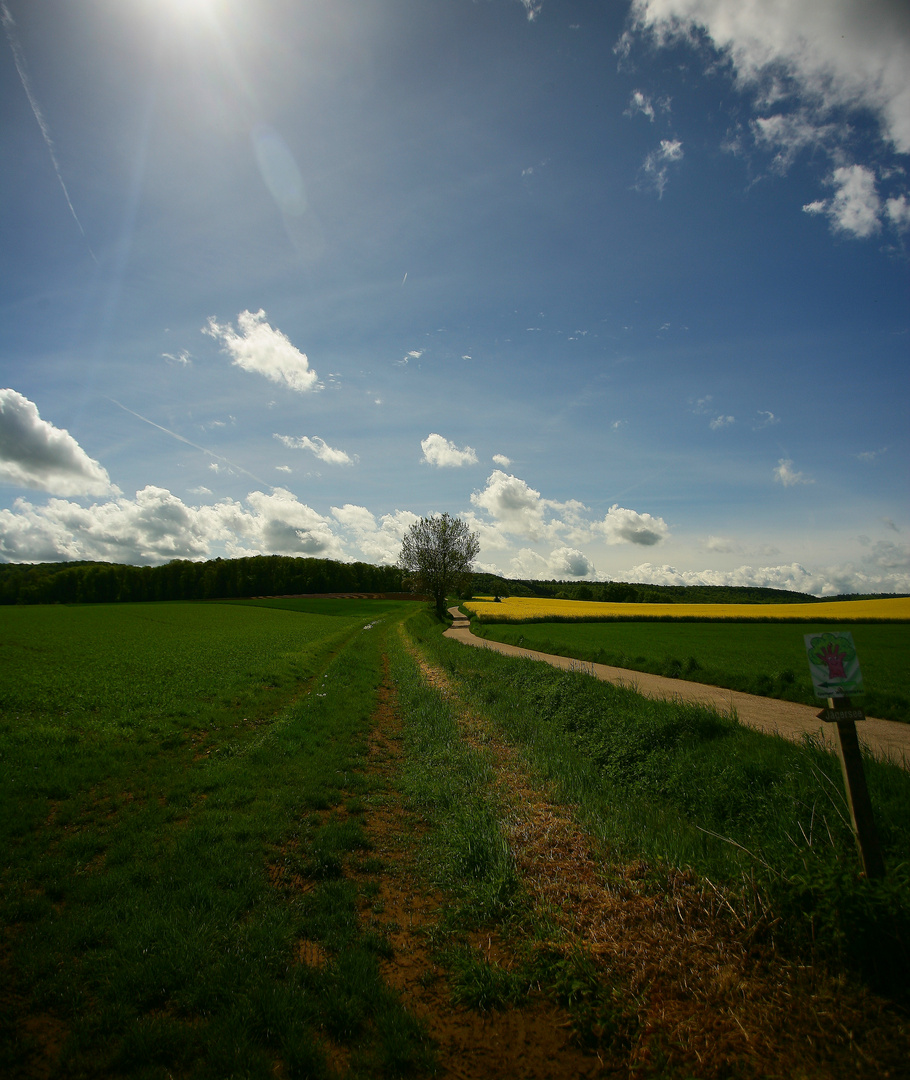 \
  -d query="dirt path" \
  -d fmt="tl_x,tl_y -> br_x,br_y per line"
377,640 -> 909,1078
355,655 -> 607,1079
444,608 -> 910,765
